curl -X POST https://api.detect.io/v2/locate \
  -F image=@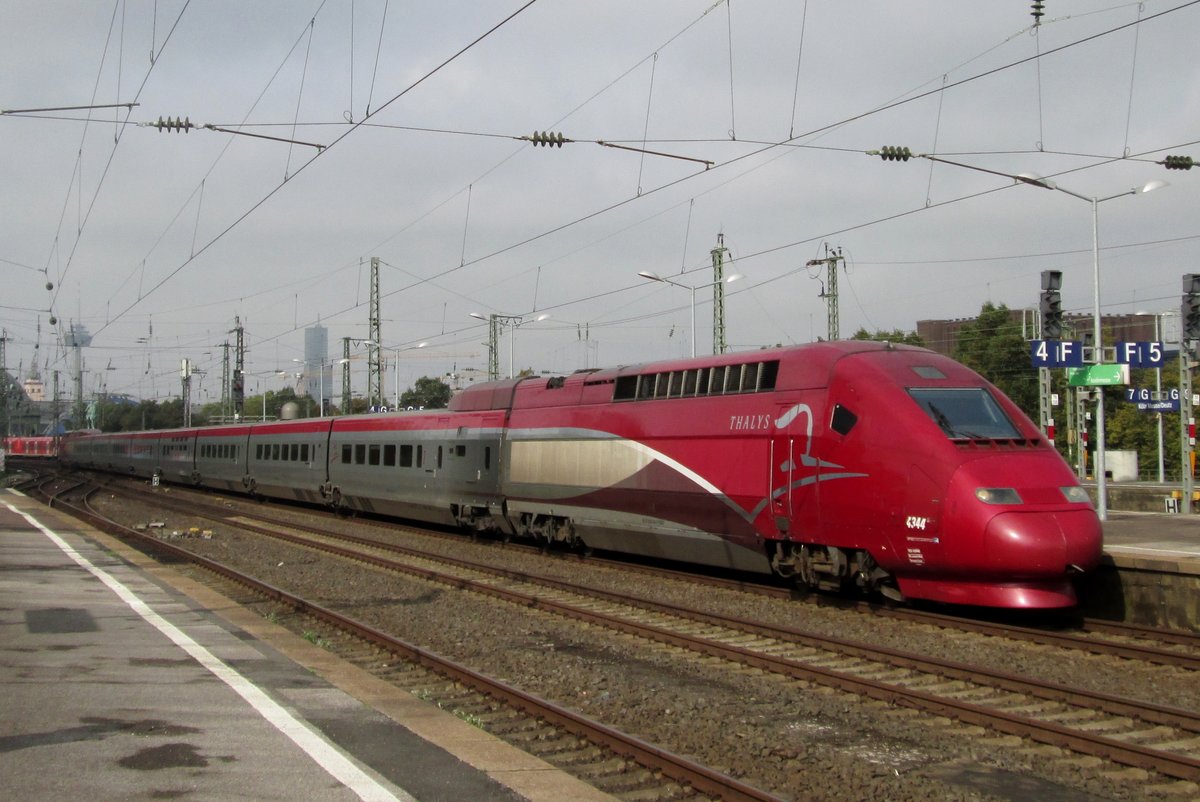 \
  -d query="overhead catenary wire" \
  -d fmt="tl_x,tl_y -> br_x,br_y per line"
32,0 -> 1195,388
44,0 -> 191,310
234,0 -> 1185,358
92,0 -> 542,340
